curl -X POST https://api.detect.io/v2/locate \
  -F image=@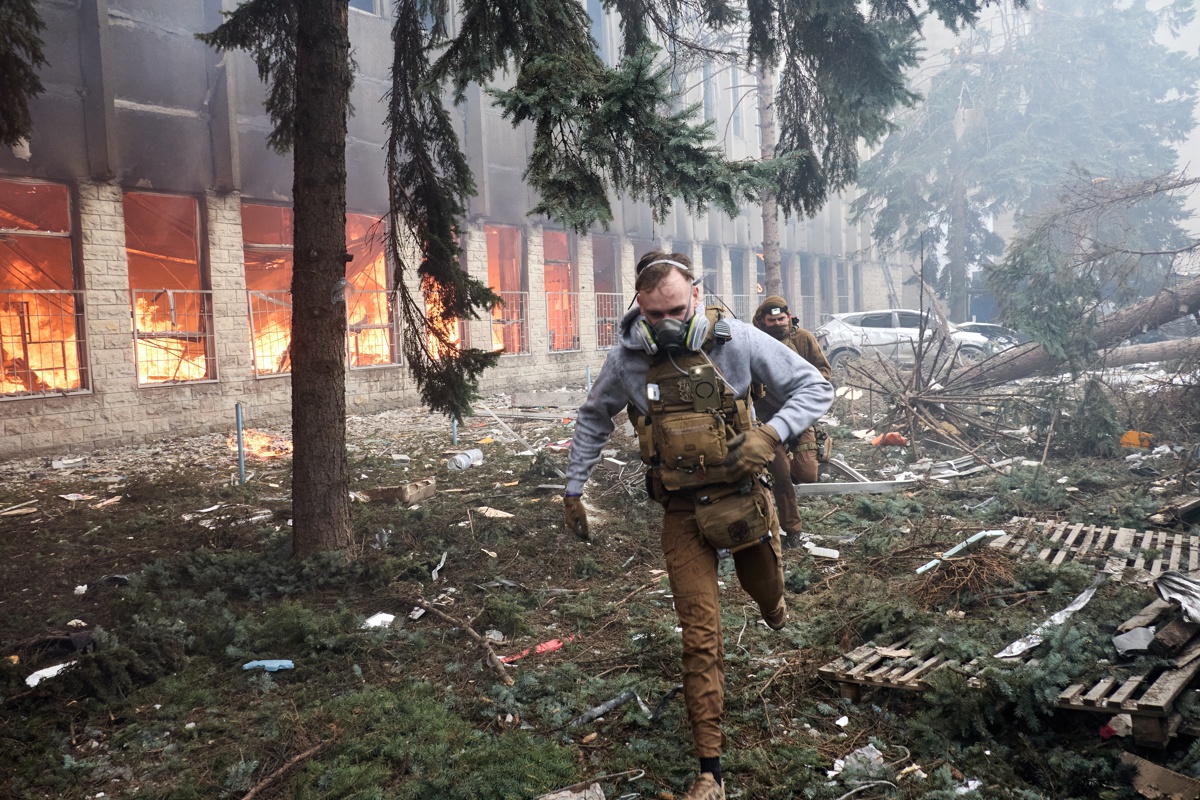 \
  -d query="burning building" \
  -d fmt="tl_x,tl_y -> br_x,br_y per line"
0,1 -> 907,458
